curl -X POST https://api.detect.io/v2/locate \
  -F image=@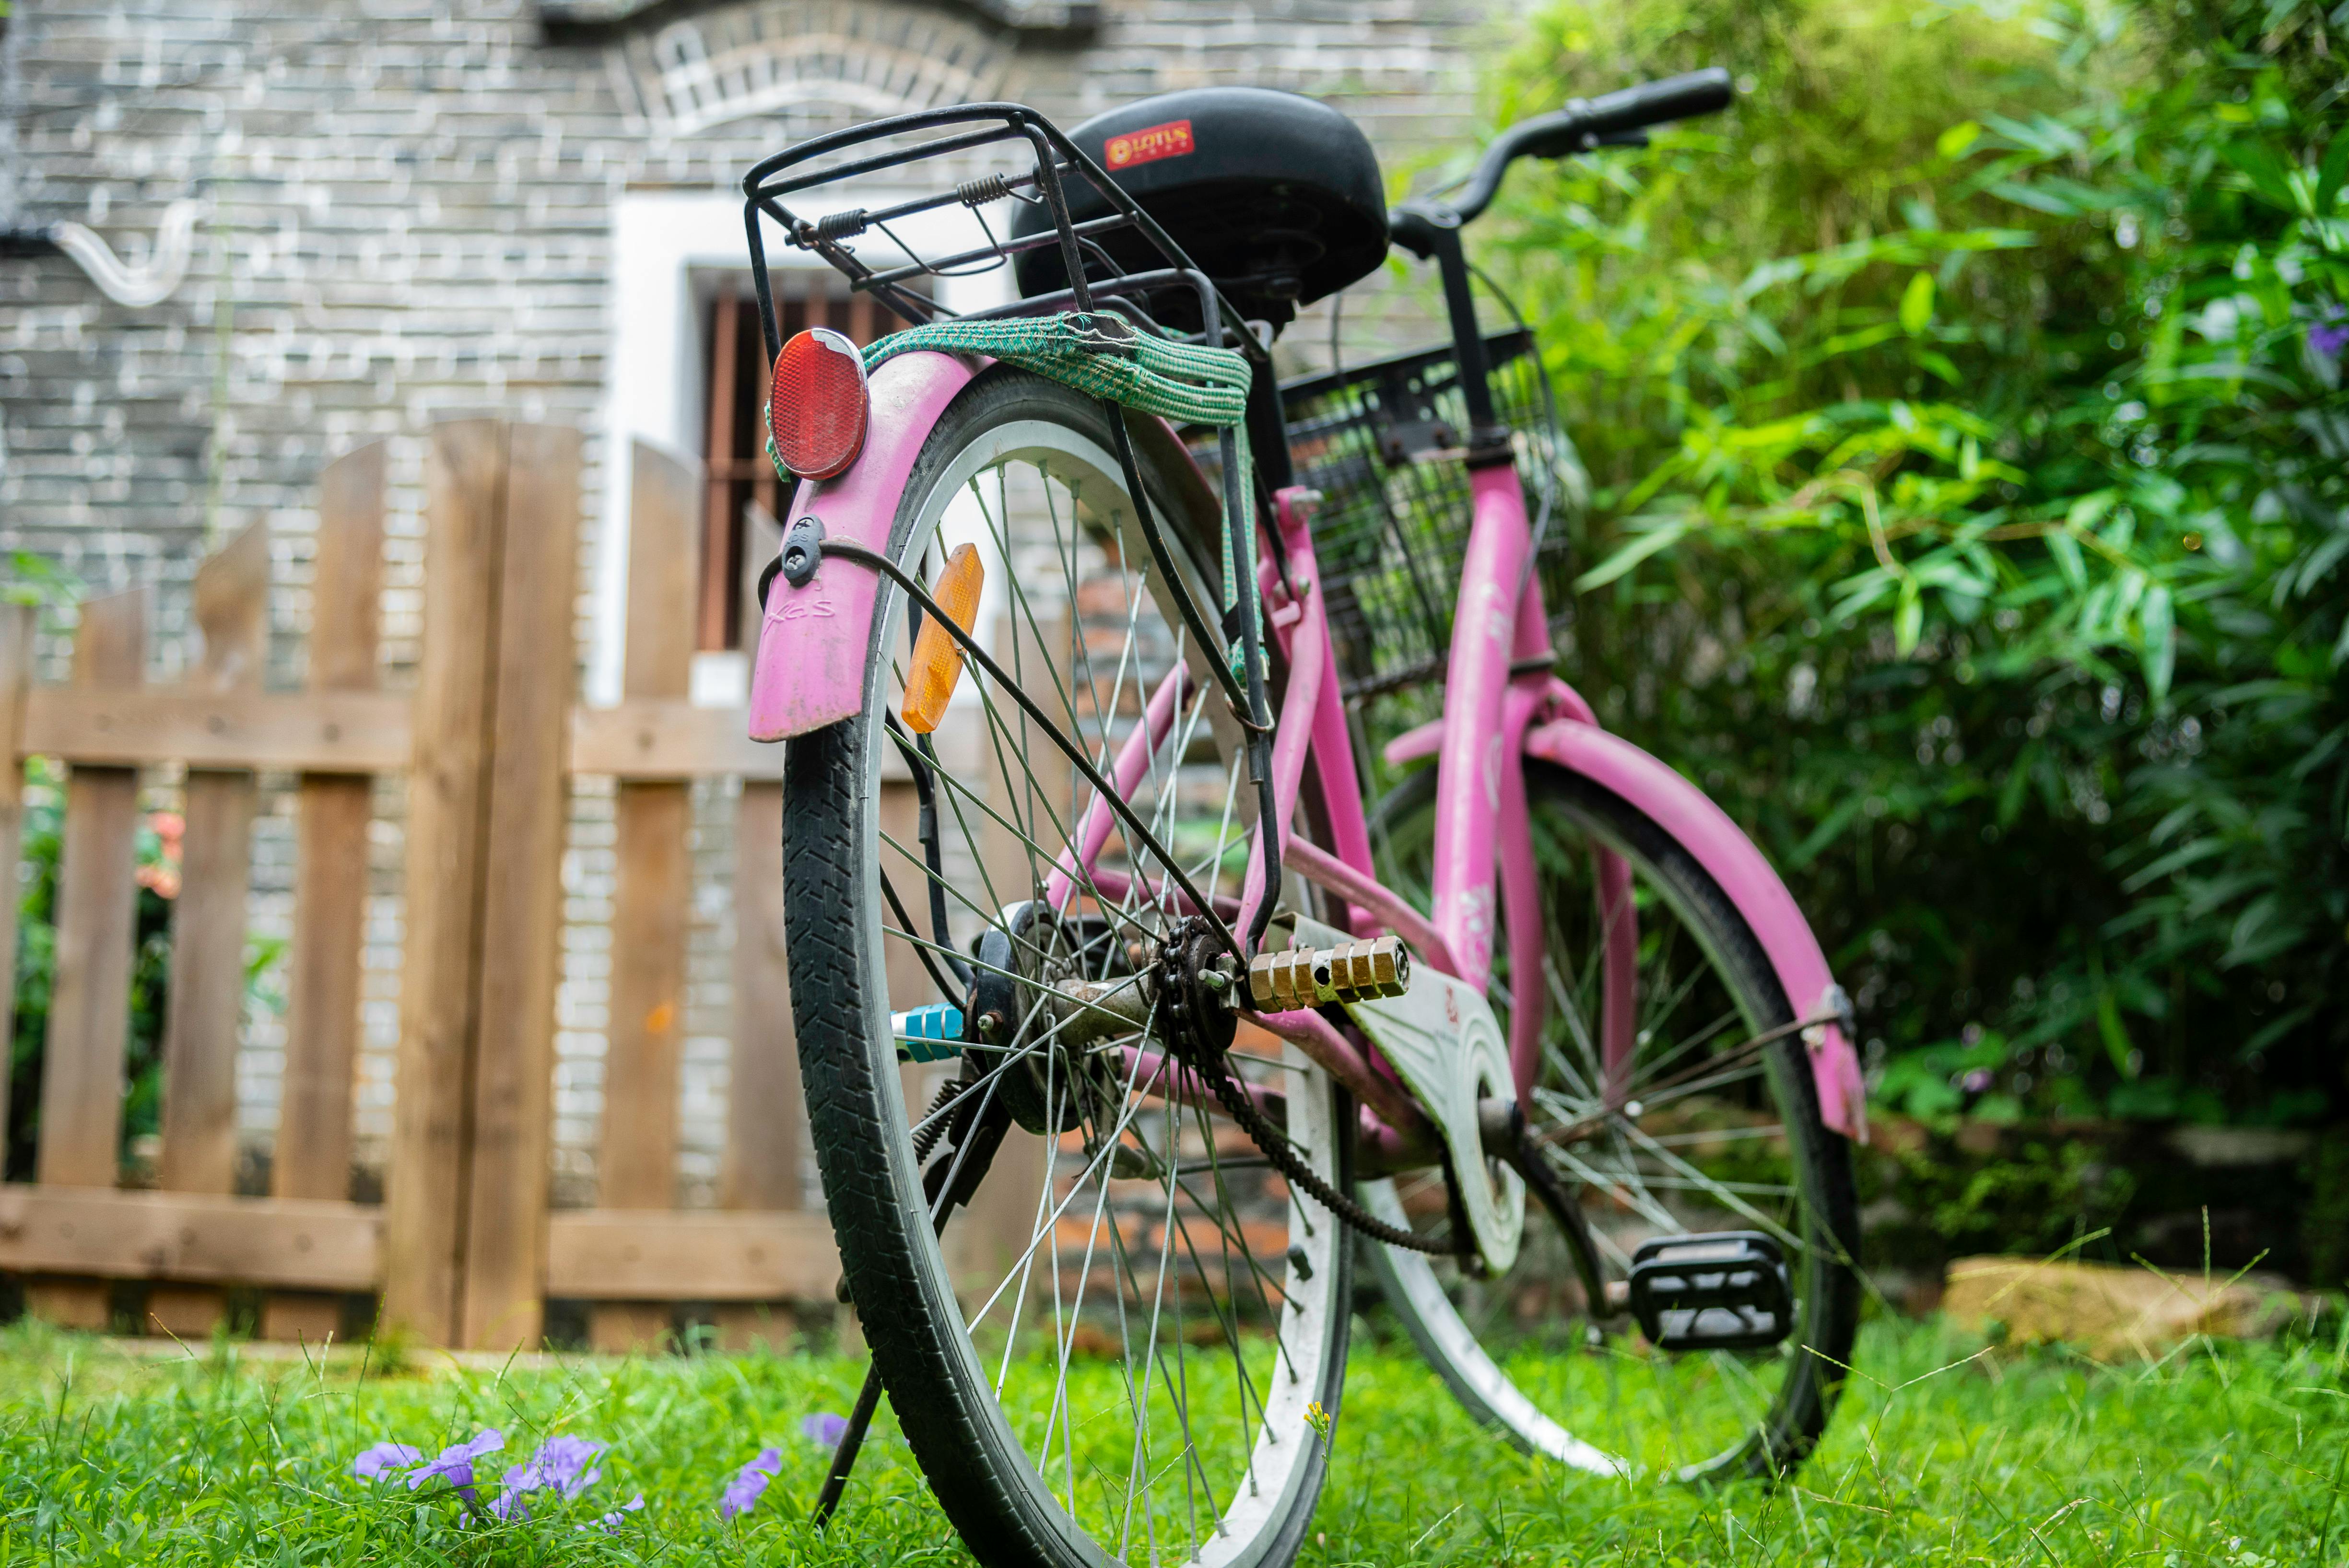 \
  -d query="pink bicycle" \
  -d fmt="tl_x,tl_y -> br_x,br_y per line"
743,73 -> 1867,1568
